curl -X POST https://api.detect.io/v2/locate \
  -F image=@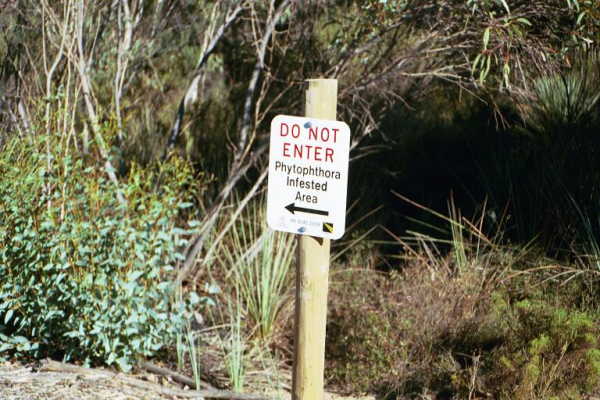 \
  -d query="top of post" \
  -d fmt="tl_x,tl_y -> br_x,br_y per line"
305,79 -> 338,120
